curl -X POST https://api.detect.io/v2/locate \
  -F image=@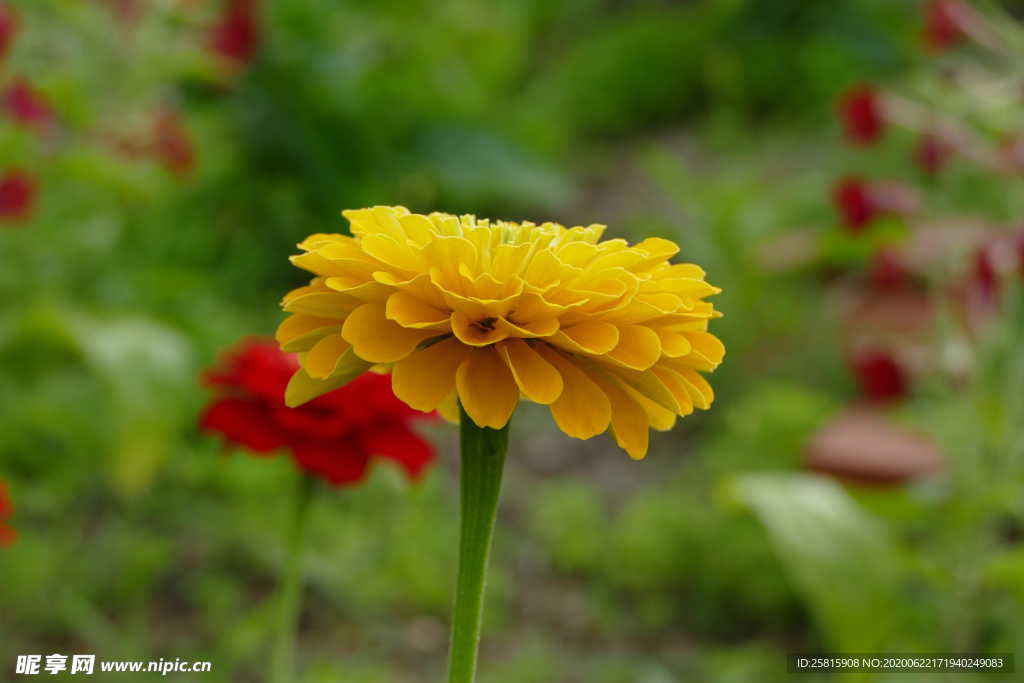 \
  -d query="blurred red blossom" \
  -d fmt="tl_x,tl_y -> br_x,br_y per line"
0,481 -> 14,547
153,108 -> 196,177
923,0 -> 968,51
971,232 -> 1024,300
915,132 -> 952,175
850,349 -> 909,403
839,84 -> 885,145
0,4 -> 16,62
200,338 -> 436,486
209,0 -> 260,67
868,249 -> 913,290
832,177 -> 919,232
0,168 -> 37,222
3,79 -> 55,130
